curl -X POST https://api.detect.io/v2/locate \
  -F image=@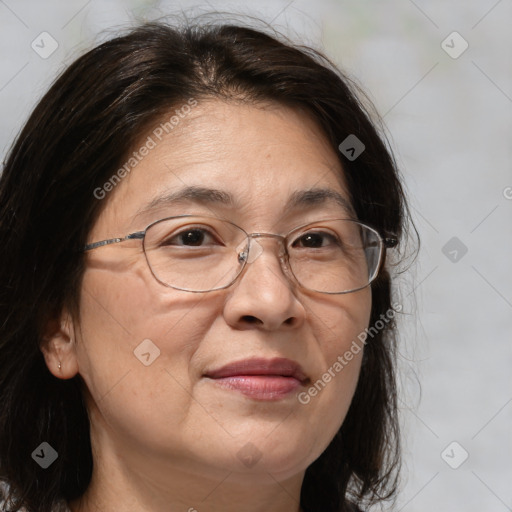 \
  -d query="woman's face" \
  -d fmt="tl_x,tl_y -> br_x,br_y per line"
58,100 -> 371,484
